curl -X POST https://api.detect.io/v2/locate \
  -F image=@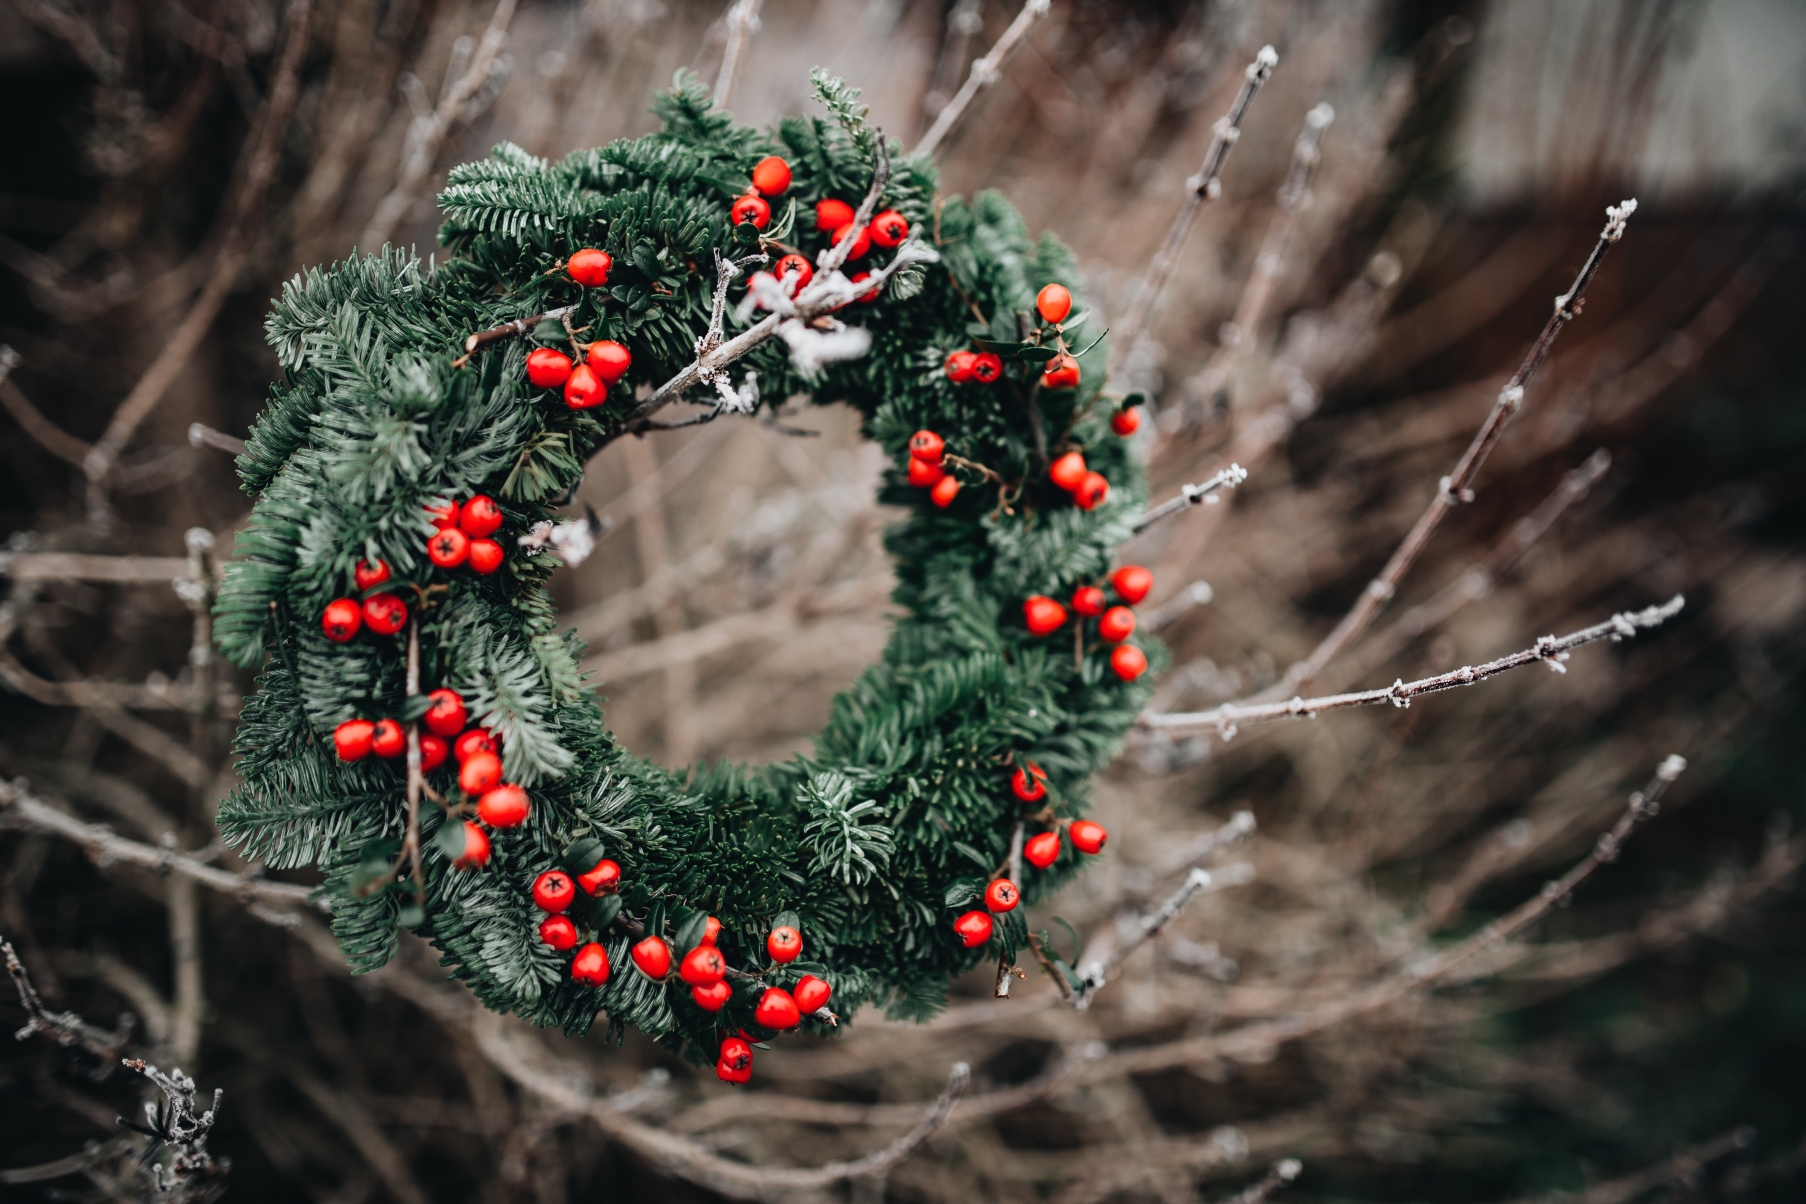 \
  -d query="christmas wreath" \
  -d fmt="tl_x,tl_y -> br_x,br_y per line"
214,72 -> 1163,1078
